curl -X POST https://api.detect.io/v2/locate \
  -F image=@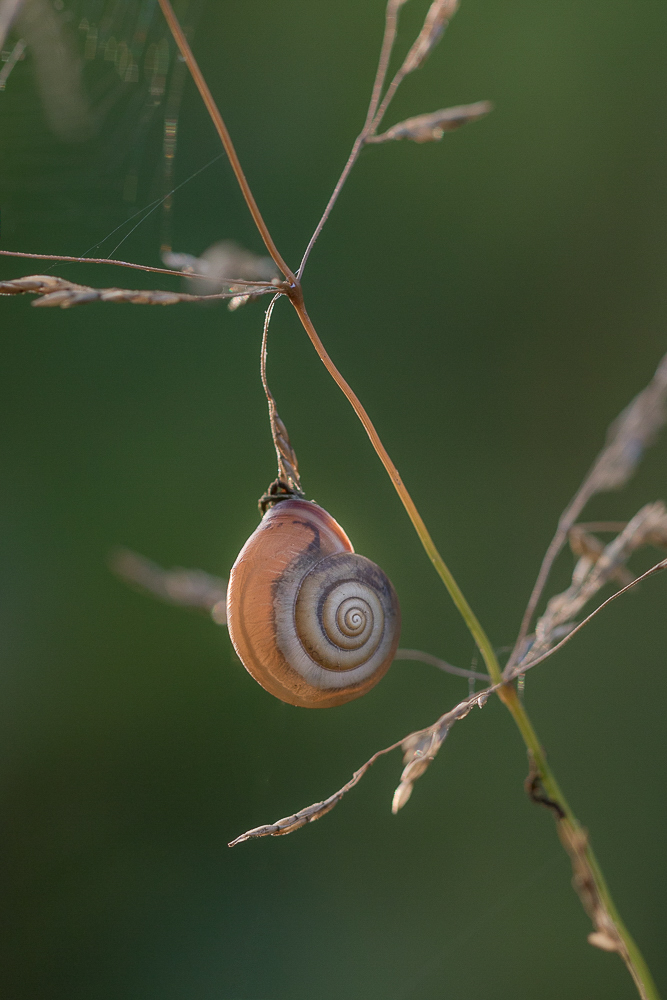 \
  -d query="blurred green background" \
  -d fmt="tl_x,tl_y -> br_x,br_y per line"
1,0 -> 666,997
